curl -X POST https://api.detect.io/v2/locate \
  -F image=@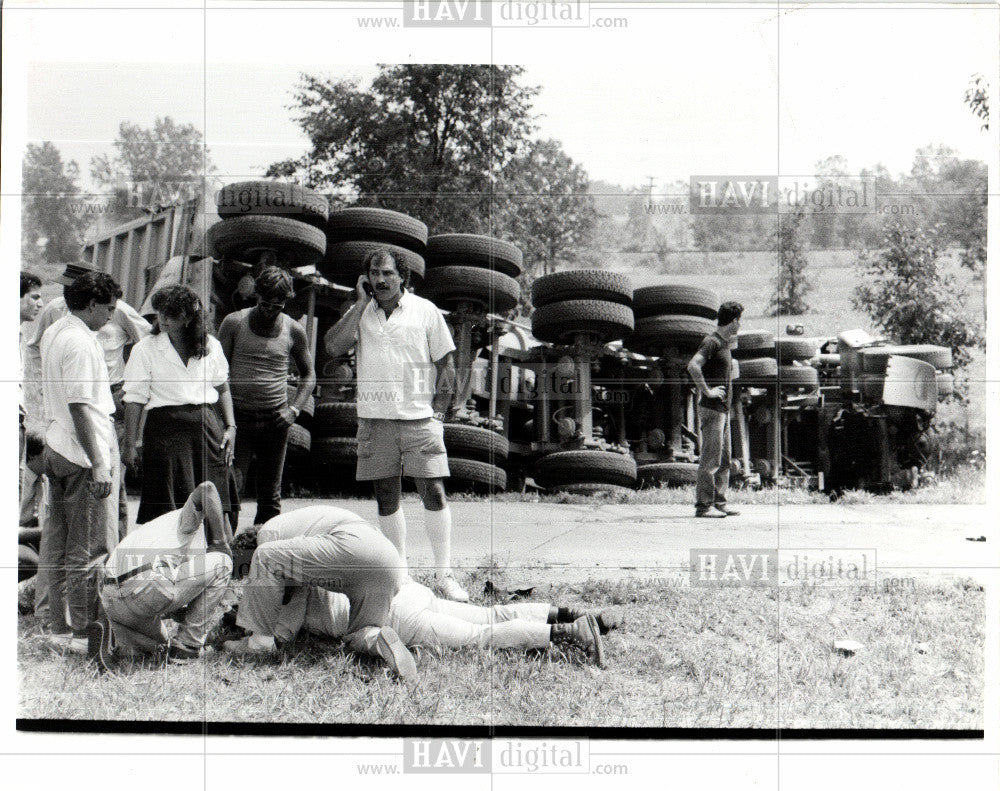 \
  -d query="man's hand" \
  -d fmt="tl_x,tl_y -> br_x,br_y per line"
90,466 -> 113,499
123,442 -> 141,471
356,275 -> 374,306
706,386 -> 726,400
275,405 -> 297,429
221,426 -> 237,466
